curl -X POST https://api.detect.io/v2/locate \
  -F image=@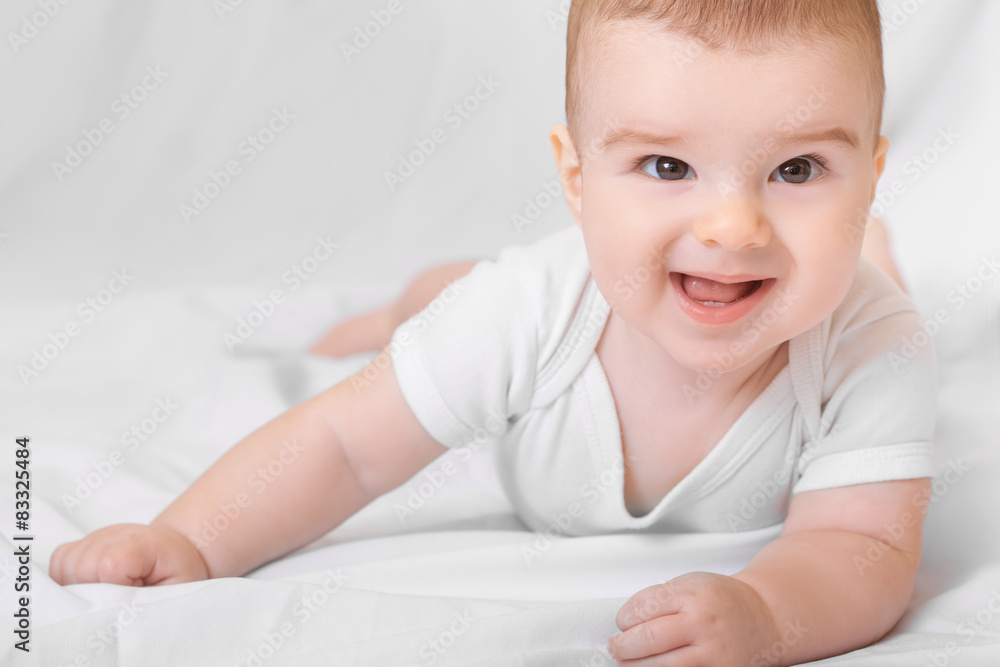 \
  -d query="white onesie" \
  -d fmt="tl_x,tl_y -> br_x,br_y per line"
389,225 -> 937,535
